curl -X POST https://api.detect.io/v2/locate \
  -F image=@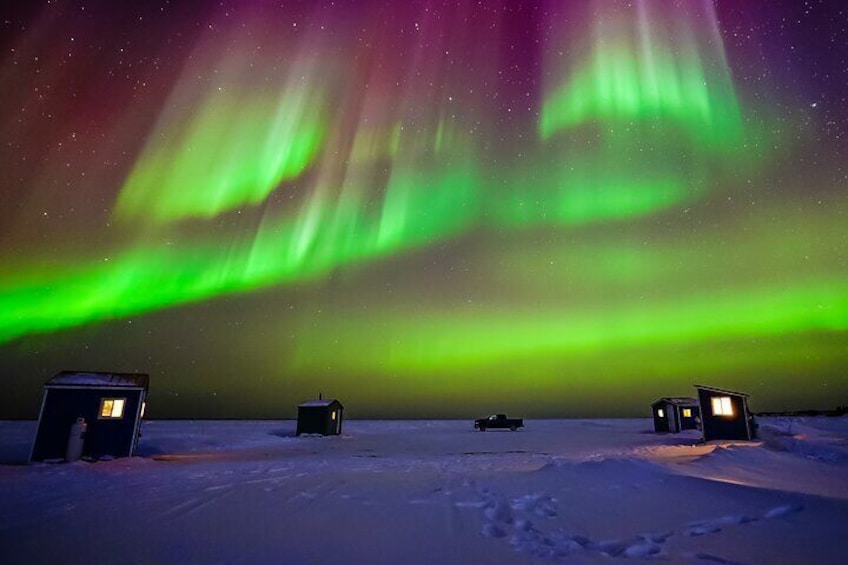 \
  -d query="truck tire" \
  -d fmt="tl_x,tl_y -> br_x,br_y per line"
509,425 -> 517,431
479,426 -> 486,431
